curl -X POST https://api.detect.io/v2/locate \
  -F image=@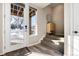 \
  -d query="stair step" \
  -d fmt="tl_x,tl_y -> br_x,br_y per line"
41,40 -> 64,49
41,40 -> 64,54
43,37 -> 59,41
34,44 -> 62,56
41,40 -> 59,49
46,35 -> 60,40
46,34 -> 64,37
41,34 -> 64,55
